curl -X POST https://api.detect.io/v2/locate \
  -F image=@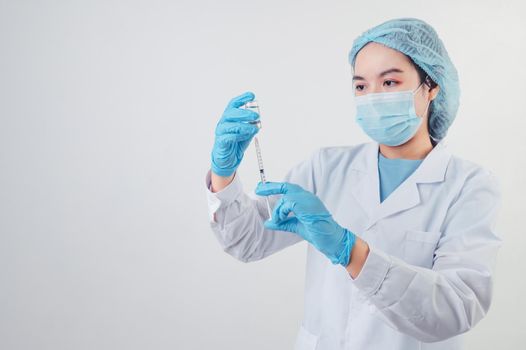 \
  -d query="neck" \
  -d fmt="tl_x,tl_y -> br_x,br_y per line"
379,133 -> 434,160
